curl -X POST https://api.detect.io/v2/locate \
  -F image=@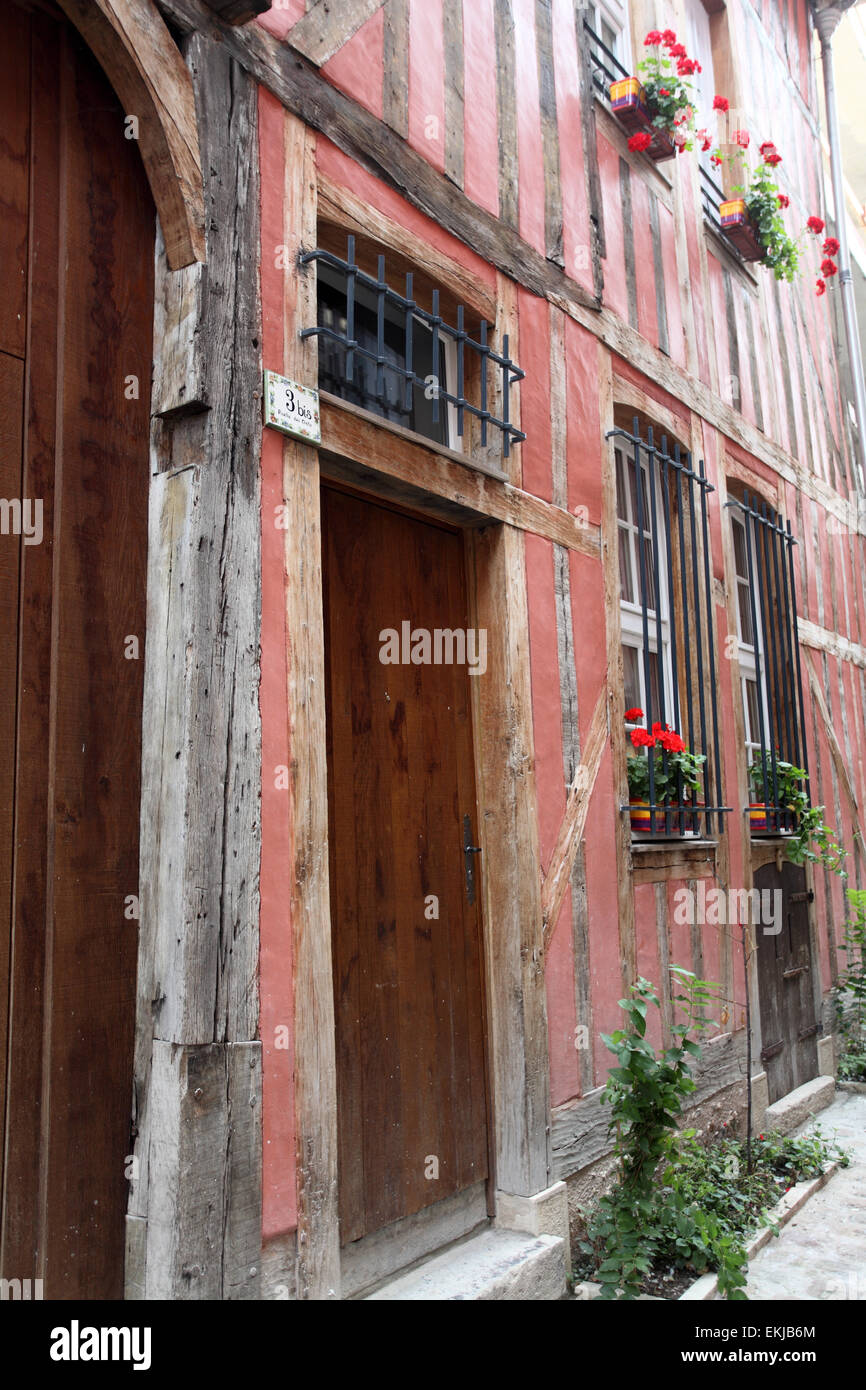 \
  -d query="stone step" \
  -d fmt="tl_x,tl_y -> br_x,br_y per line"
364,1227 -> 567,1301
